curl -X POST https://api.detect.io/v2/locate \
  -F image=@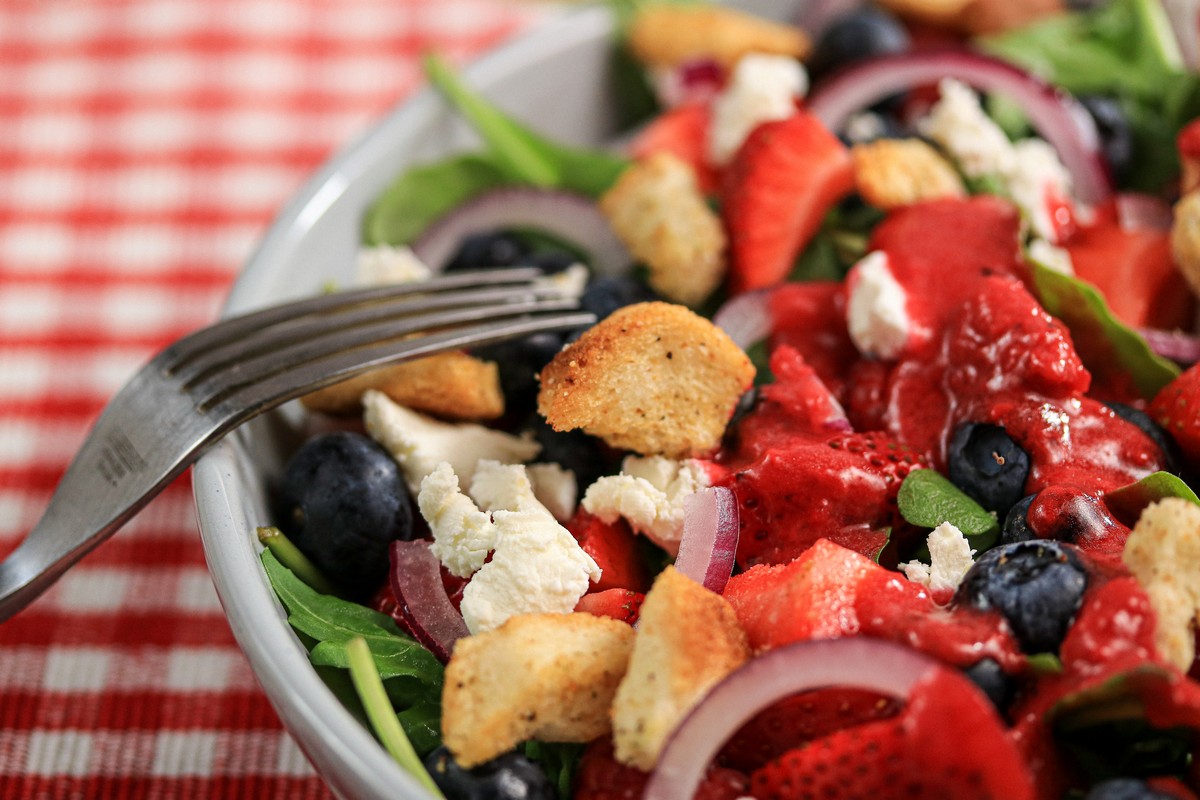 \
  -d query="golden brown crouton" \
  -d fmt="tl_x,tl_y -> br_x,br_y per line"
1172,191 -> 1200,299
611,567 -> 750,770
441,612 -> 635,768
1124,498 -> 1200,671
626,5 -> 809,71
537,302 -> 755,459
853,138 -> 966,210
301,351 -> 504,421
599,153 -> 726,307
